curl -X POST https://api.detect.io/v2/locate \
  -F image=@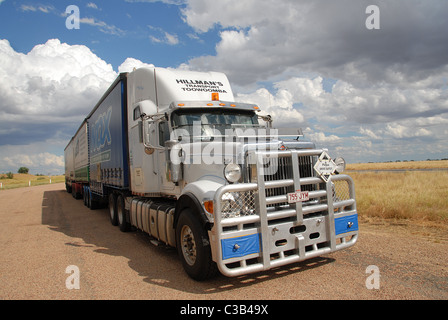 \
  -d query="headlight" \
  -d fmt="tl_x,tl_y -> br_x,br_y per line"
224,163 -> 241,183
334,157 -> 346,174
